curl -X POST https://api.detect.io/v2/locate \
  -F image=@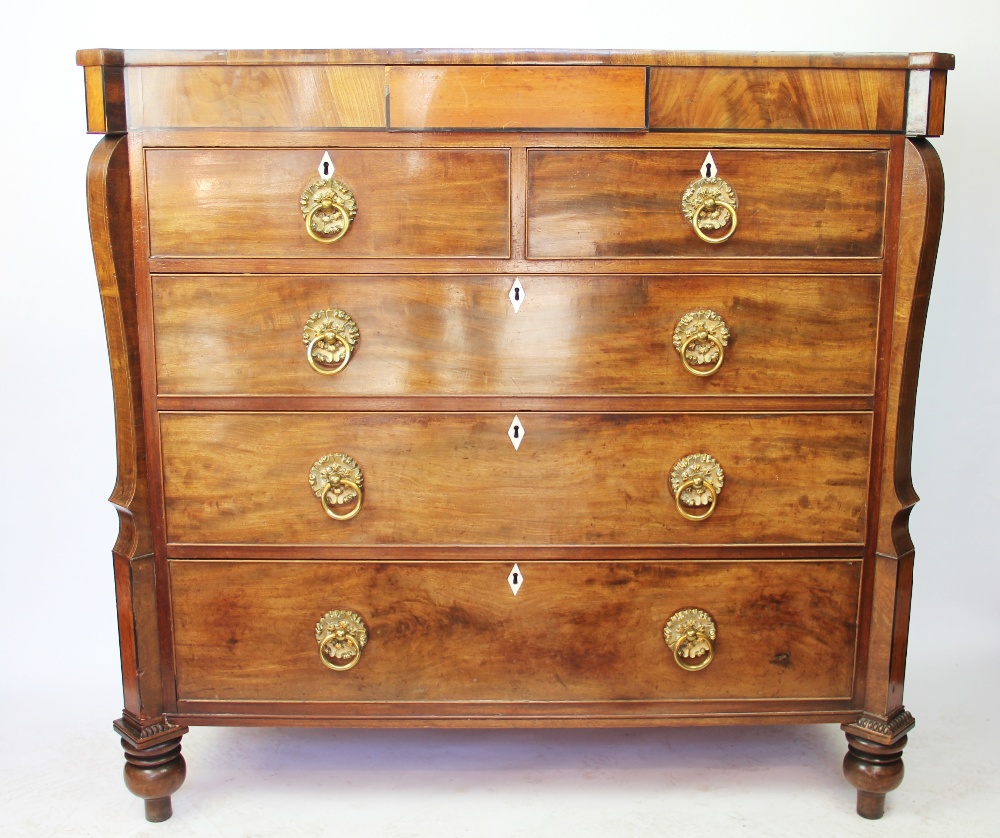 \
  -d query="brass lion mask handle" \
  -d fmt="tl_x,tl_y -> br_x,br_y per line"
670,453 -> 724,521
303,308 -> 360,375
301,168 -> 358,243
315,609 -> 368,671
664,608 -> 717,671
681,175 -> 739,244
309,453 -> 364,521
673,309 -> 730,377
